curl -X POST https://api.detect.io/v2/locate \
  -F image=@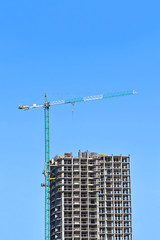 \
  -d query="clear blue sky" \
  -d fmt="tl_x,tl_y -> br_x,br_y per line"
0,1 -> 159,239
